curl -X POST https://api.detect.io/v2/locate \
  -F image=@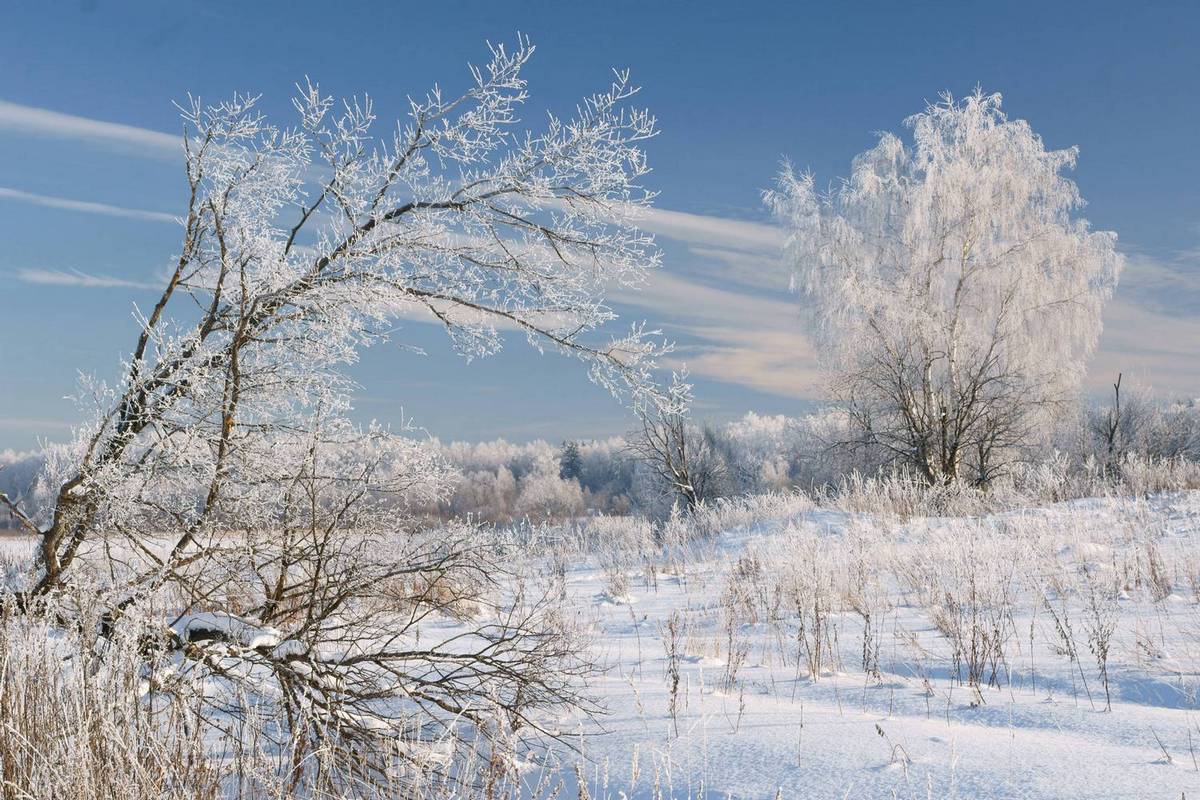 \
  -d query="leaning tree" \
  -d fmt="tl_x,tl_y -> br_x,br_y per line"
768,90 -> 1123,486
0,38 -> 667,792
